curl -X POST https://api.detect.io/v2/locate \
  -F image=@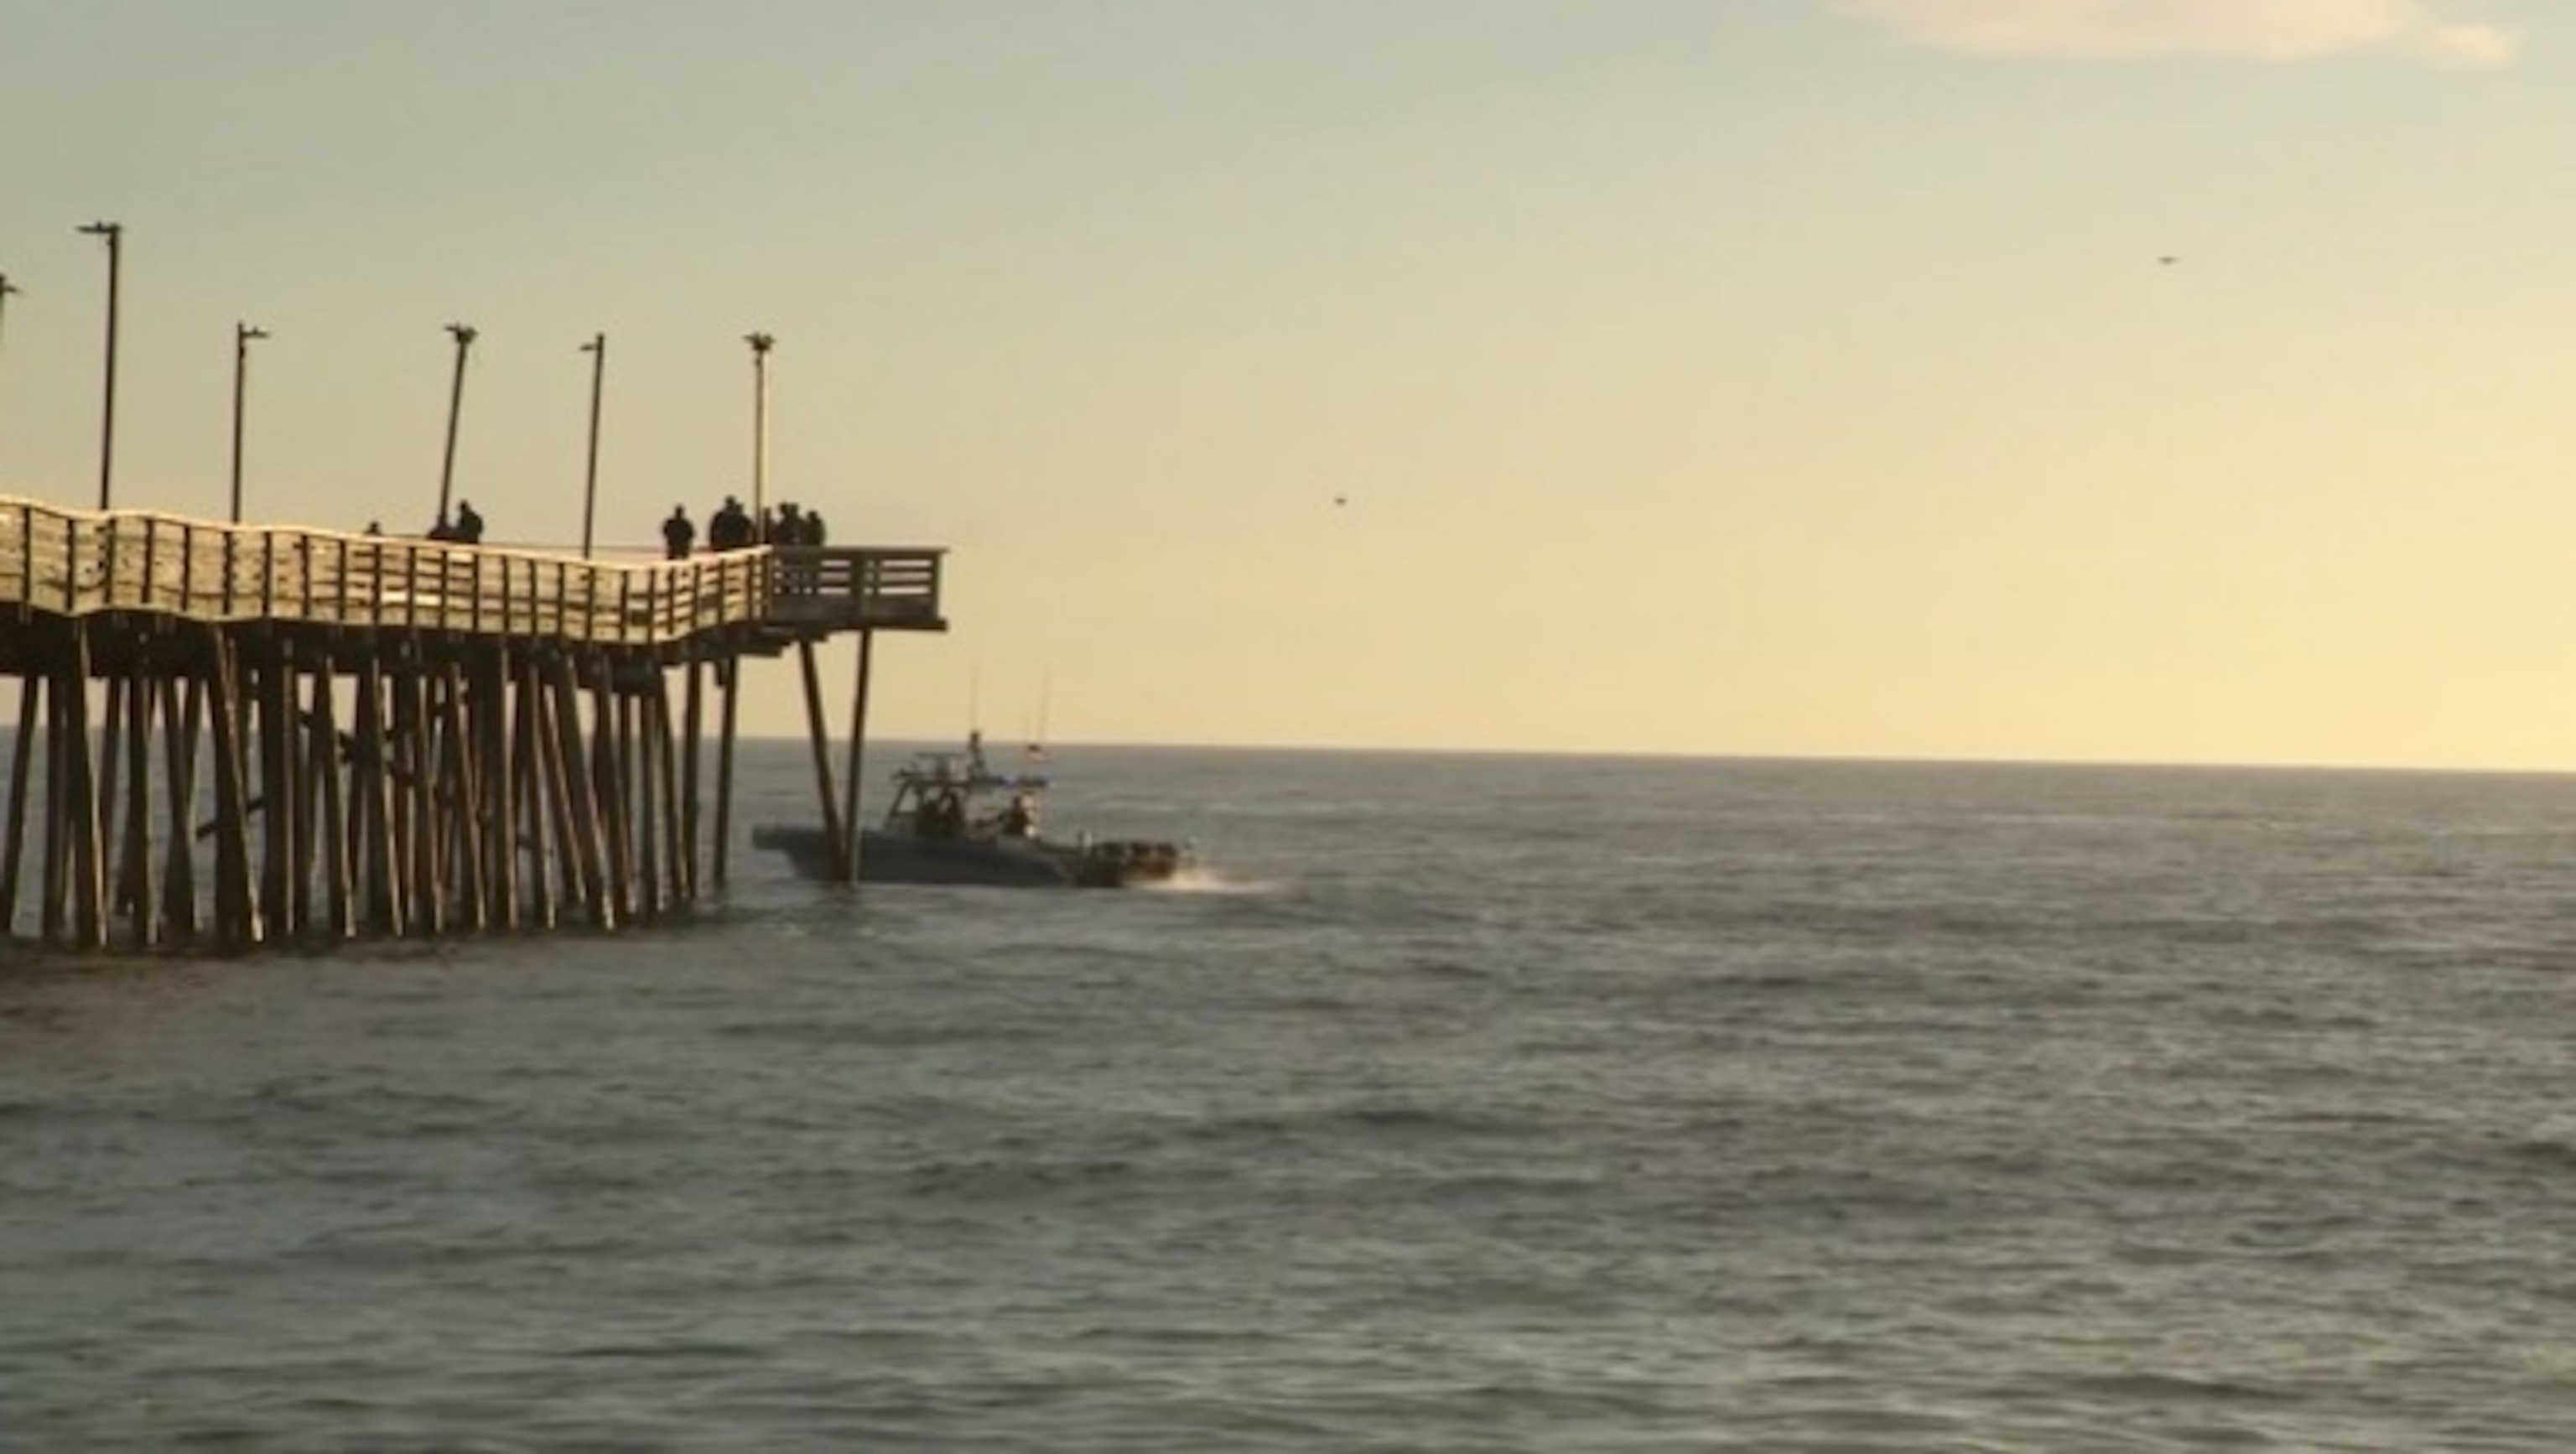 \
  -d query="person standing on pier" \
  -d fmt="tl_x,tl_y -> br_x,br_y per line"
454,500 -> 486,544
662,505 -> 696,559
709,495 -> 751,551
772,504 -> 813,590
